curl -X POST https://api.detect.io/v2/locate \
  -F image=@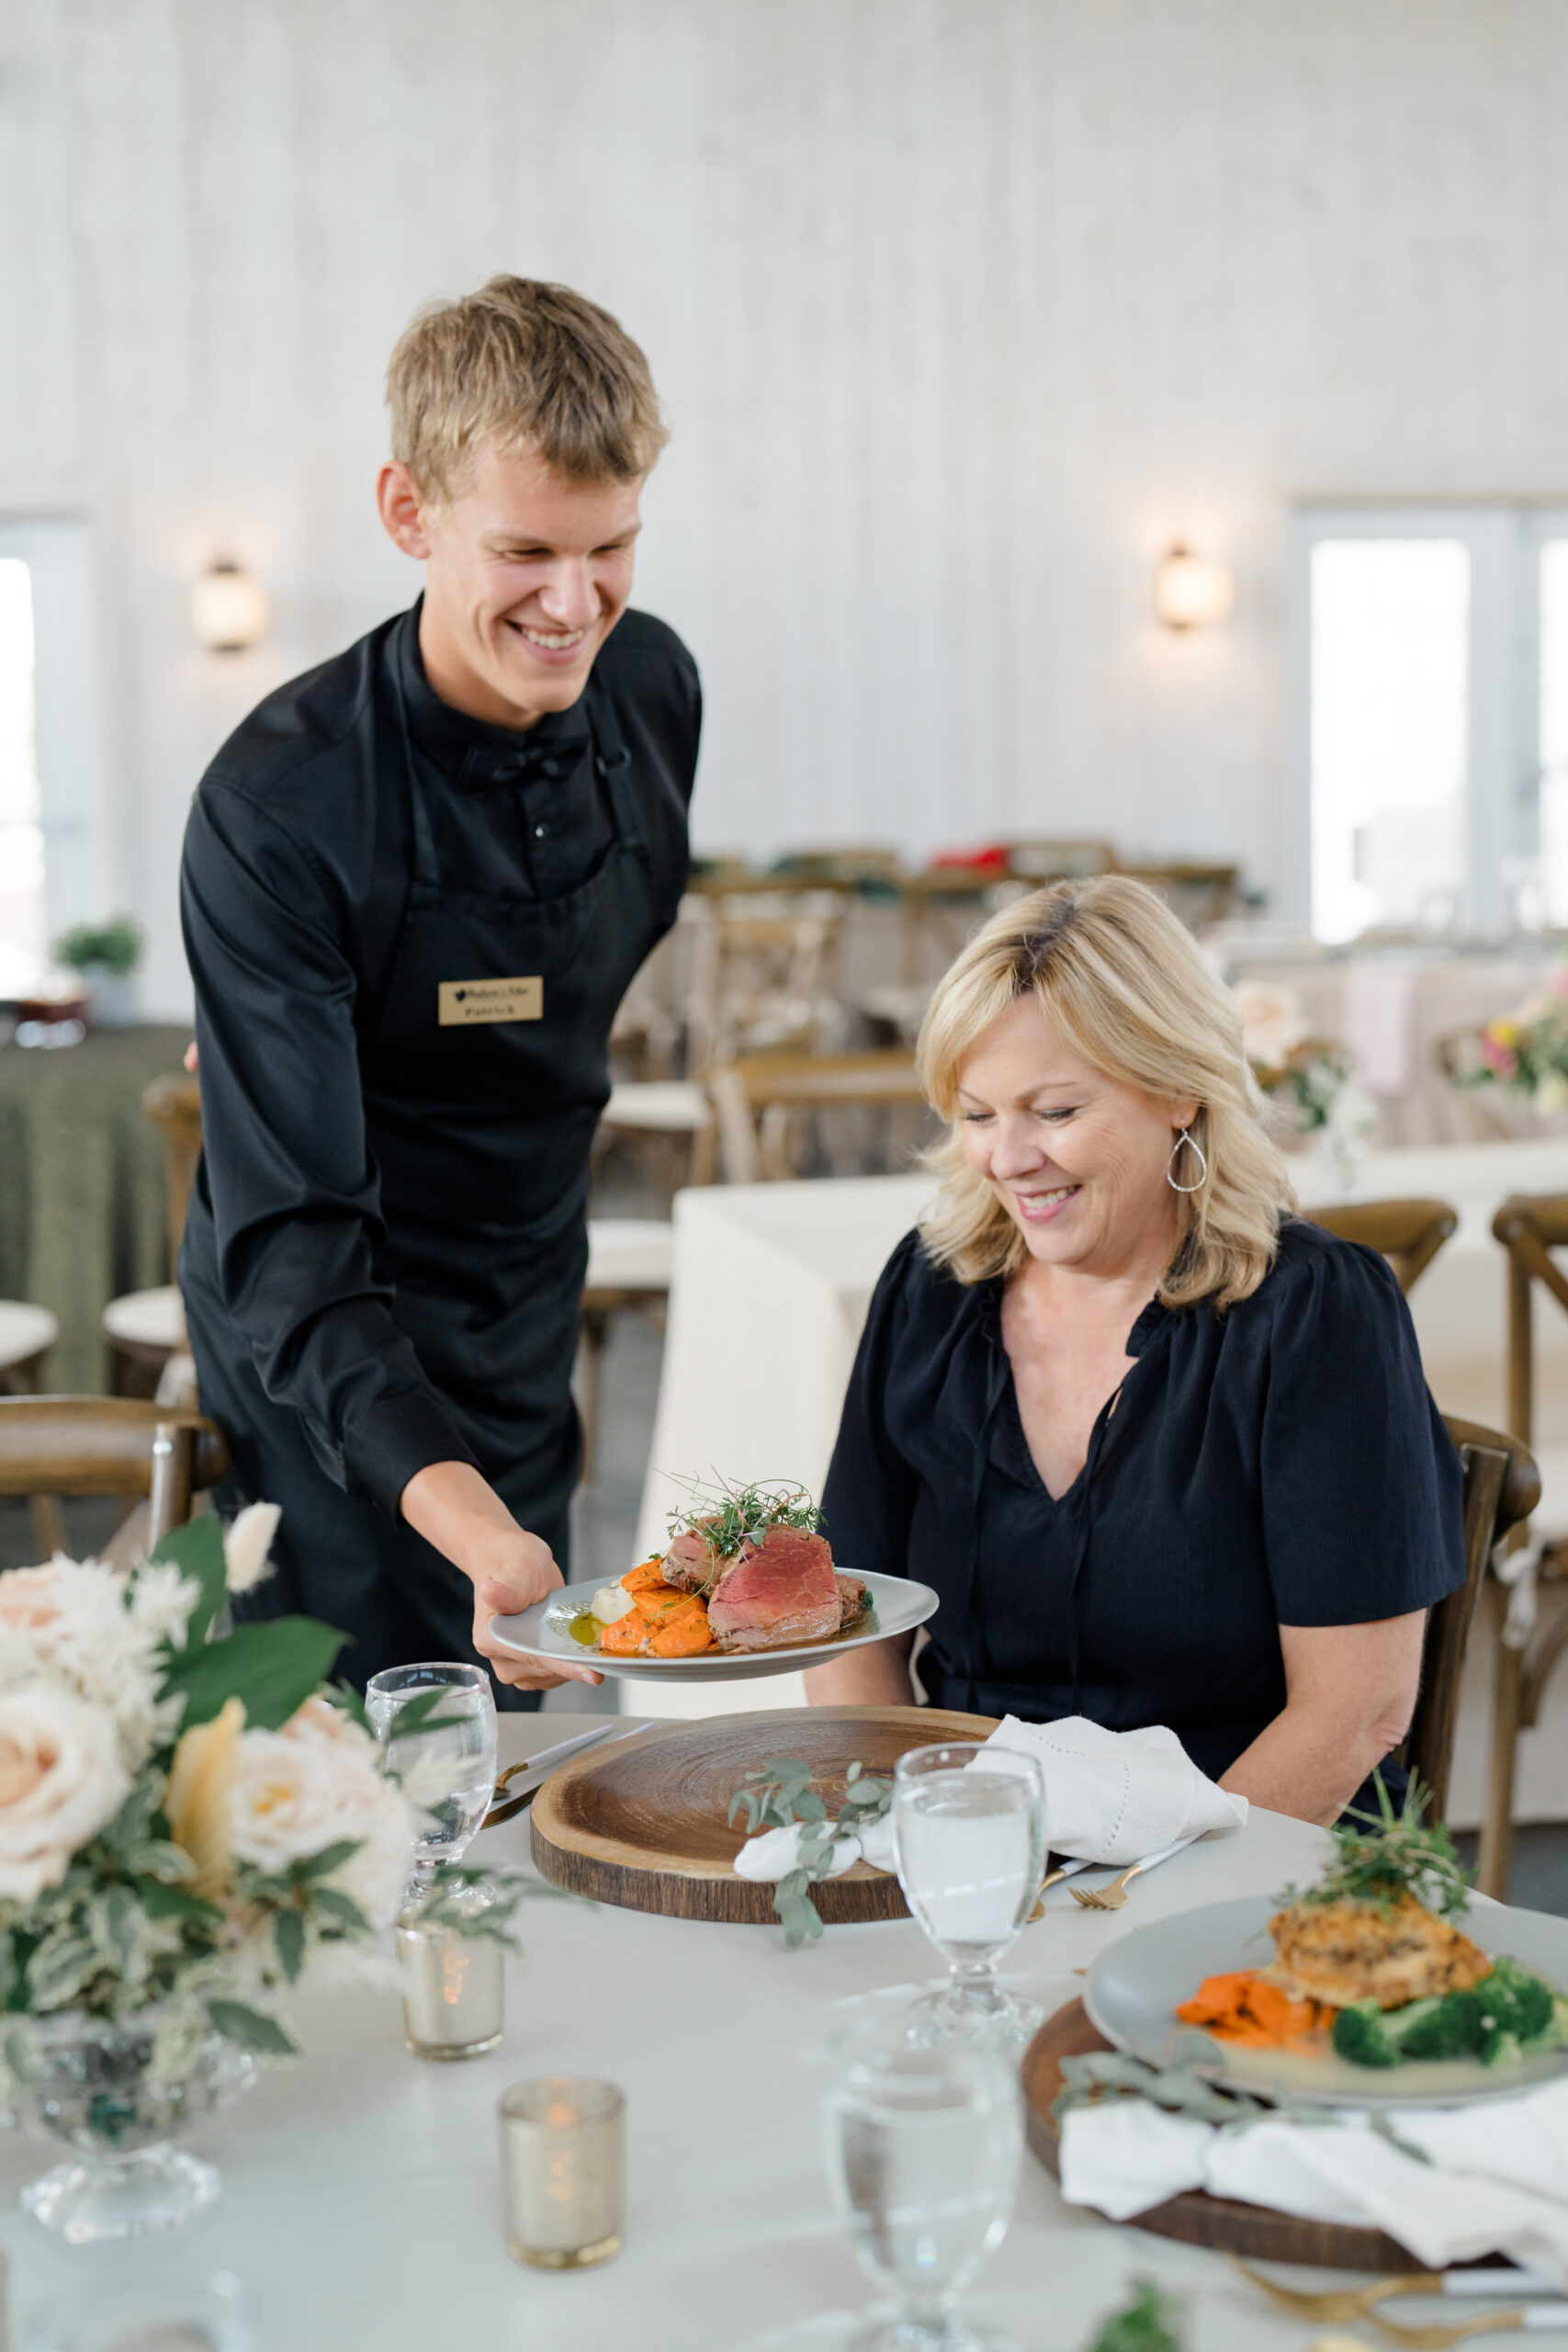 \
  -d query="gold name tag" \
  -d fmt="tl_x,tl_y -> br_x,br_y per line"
438,977 -> 543,1026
